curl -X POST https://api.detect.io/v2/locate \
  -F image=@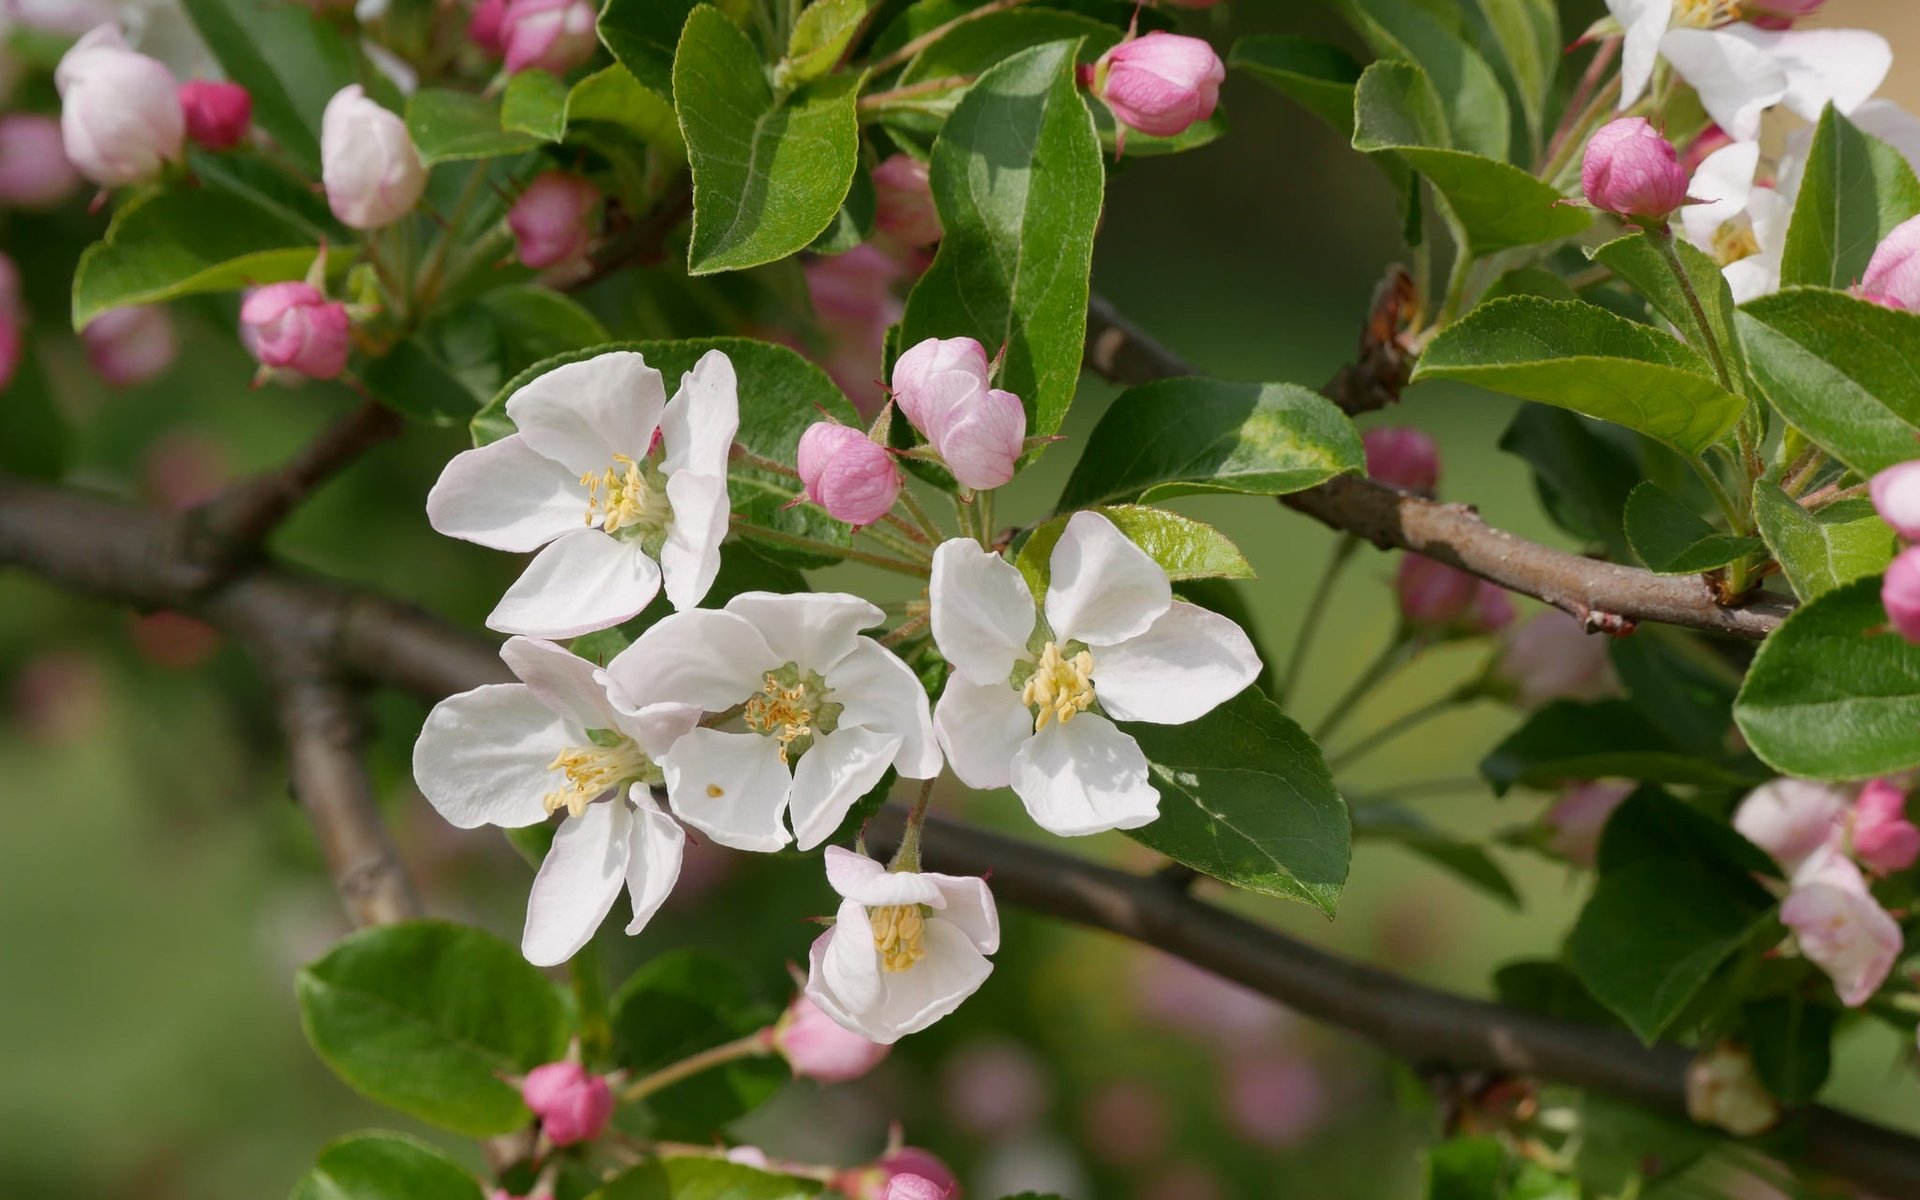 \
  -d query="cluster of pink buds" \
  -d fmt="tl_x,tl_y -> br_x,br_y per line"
1580,118 -> 1690,226
239,247 -> 354,382
1395,554 -> 1513,636
892,336 -> 1026,491
470,0 -> 600,75
519,1060 -> 614,1146
51,26 -> 255,191
1087,32 -> 1224,141
1873,460 -> 1920,643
